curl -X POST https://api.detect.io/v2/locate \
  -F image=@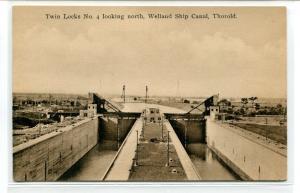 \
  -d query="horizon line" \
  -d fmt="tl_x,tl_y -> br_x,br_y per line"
12,91 -> 287,100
